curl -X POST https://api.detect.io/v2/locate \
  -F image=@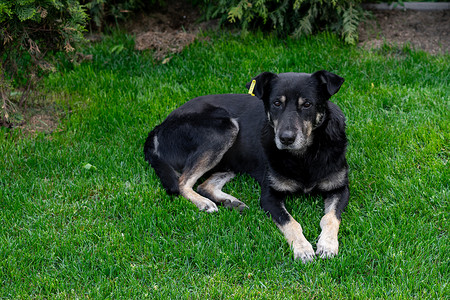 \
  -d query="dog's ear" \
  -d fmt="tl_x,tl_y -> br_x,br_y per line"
246,72 -> 278,100
312,70 -> 345,97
